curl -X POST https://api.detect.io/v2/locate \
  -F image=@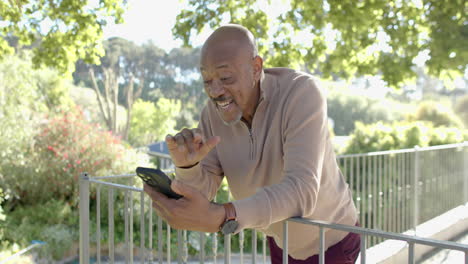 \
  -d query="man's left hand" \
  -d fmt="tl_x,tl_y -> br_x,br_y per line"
144,180 -> 226,233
